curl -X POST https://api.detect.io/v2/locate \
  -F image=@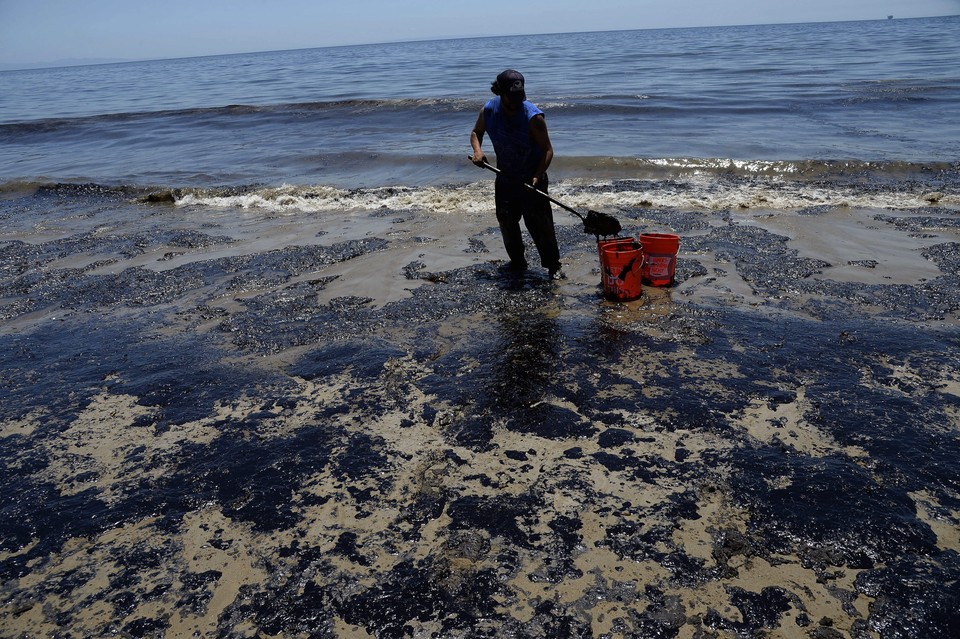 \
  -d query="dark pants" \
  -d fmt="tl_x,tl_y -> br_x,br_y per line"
494,174 -> 561,271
